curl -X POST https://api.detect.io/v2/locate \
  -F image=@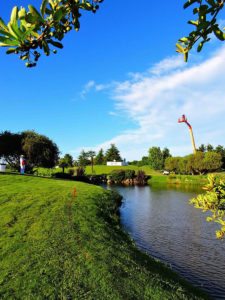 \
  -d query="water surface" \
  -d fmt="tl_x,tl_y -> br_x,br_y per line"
109,184 -> 225,299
